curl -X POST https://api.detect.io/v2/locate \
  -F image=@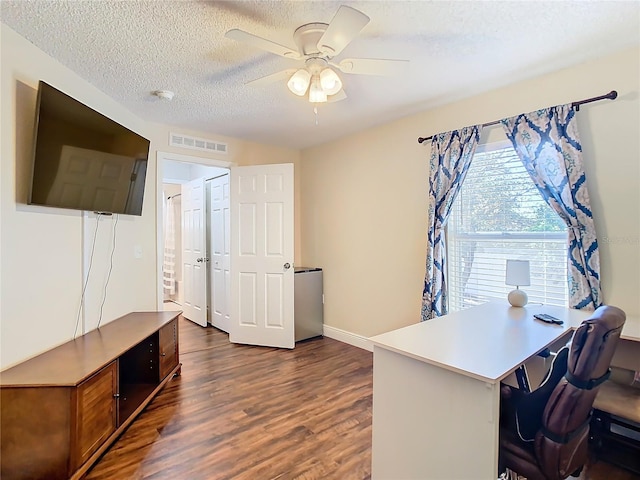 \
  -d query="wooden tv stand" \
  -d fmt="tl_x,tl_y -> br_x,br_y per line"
1,311 -> 181,480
